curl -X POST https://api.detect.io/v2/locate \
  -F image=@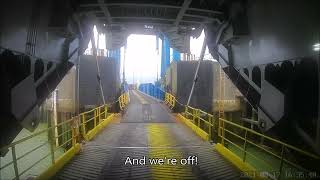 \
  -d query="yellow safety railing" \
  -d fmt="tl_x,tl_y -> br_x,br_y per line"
0,92 -> 130,180
164,92 -> 176,109
218,118 -> 320,179
80,104 -> 111,141
163,92 -> 320,178
184,106 -> 214,140
0,116 -> 80,180
119,92 -> 130,110
164,93 -> 214,140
